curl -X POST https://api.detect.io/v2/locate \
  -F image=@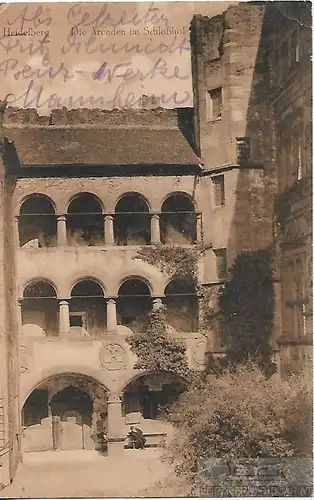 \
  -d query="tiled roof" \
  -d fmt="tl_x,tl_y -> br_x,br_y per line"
3,125 -> 201,167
